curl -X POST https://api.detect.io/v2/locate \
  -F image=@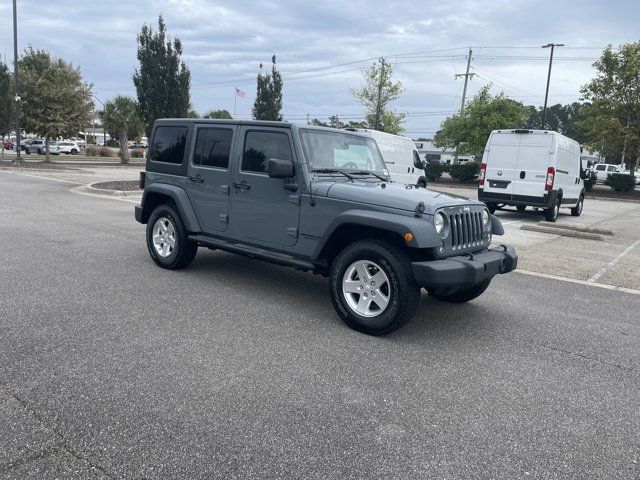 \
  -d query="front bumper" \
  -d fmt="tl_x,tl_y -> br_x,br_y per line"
412,245 -> 517,288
